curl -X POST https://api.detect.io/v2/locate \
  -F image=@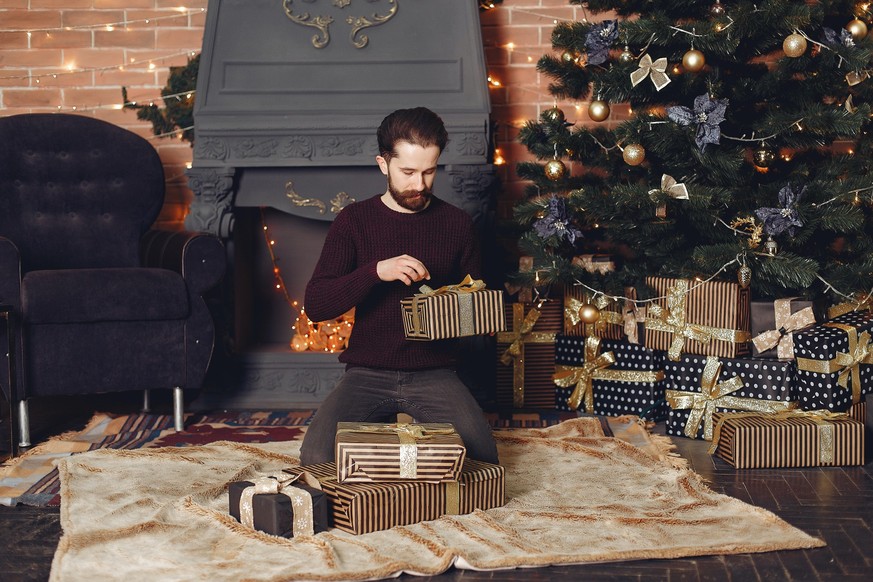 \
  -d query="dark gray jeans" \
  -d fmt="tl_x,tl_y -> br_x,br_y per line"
299,366 -> 499,465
